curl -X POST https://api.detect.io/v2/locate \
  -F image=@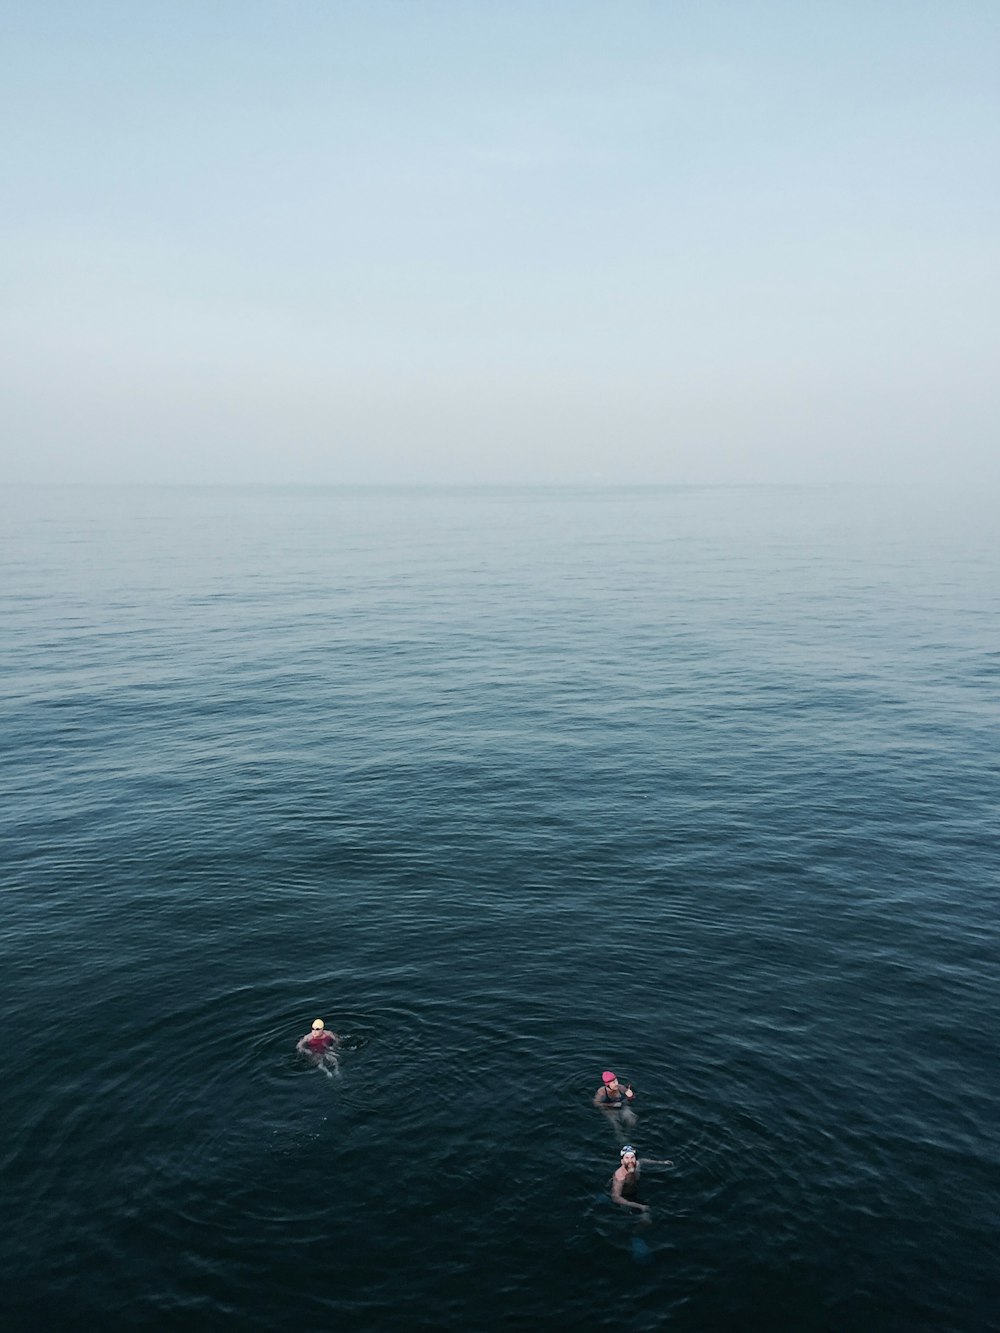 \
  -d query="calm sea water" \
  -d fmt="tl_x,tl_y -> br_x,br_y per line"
2,484 -> 998,1332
